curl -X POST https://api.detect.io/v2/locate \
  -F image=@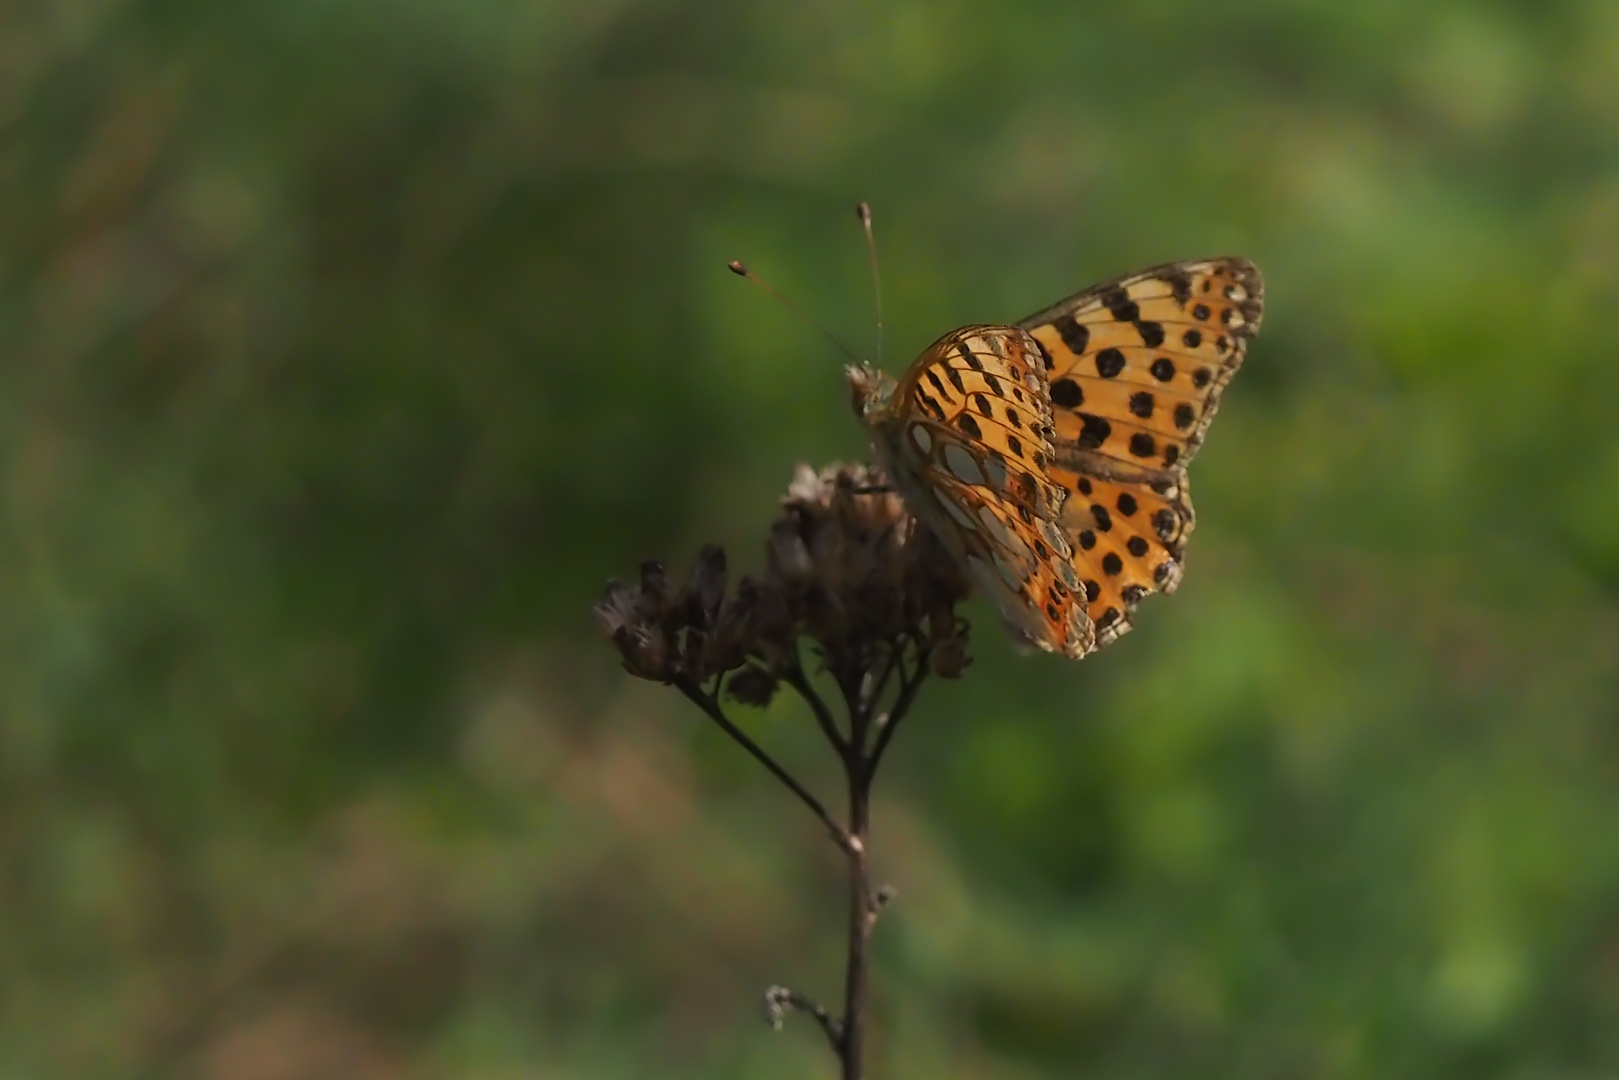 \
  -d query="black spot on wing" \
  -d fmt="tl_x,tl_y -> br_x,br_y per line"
1050,378 -> 1083,408
1165,270 -> 1193,303
1103,287 -> 1137,322
1054,316 -> 1089,355
1078,414 -> 1111,449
